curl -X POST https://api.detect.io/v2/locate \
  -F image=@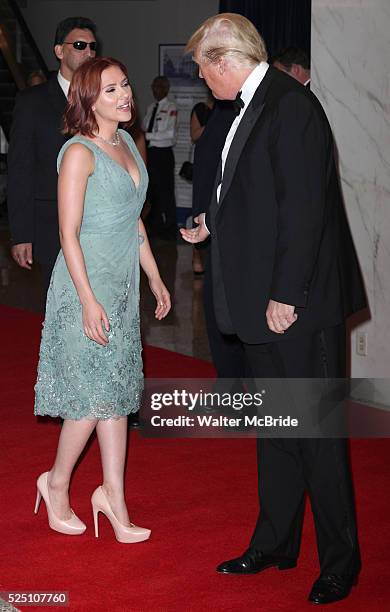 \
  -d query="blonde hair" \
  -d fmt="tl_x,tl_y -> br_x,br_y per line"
186,13 -> 268,69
